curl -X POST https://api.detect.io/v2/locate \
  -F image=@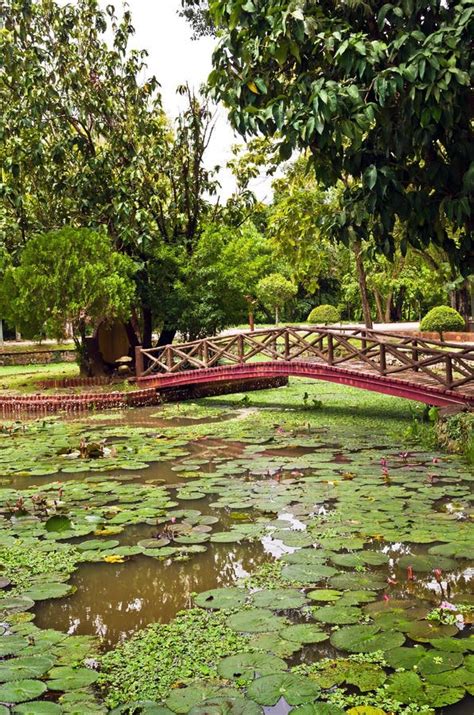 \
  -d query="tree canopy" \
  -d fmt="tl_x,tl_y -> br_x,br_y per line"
207,0 -> 473,270
0,228 -> 136,369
